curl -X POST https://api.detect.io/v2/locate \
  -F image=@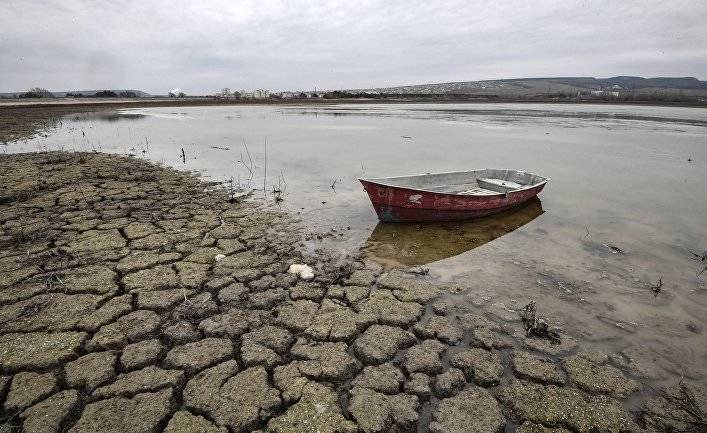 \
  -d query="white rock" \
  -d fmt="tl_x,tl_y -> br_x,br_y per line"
288,263 -> 315,280
214,254 -> 226,262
